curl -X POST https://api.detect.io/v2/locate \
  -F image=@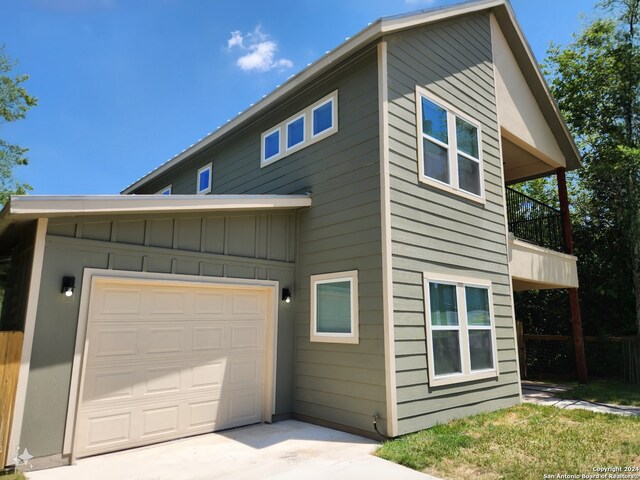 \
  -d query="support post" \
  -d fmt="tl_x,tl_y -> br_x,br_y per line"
557,168 -> 588,382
